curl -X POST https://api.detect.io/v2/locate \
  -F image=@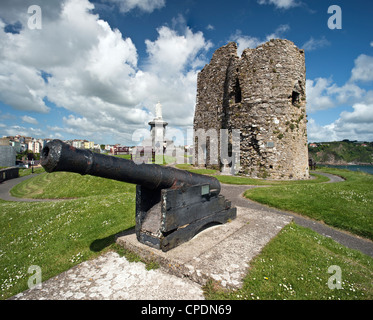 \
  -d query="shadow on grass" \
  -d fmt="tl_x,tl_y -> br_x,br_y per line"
89,227 -> 135,252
